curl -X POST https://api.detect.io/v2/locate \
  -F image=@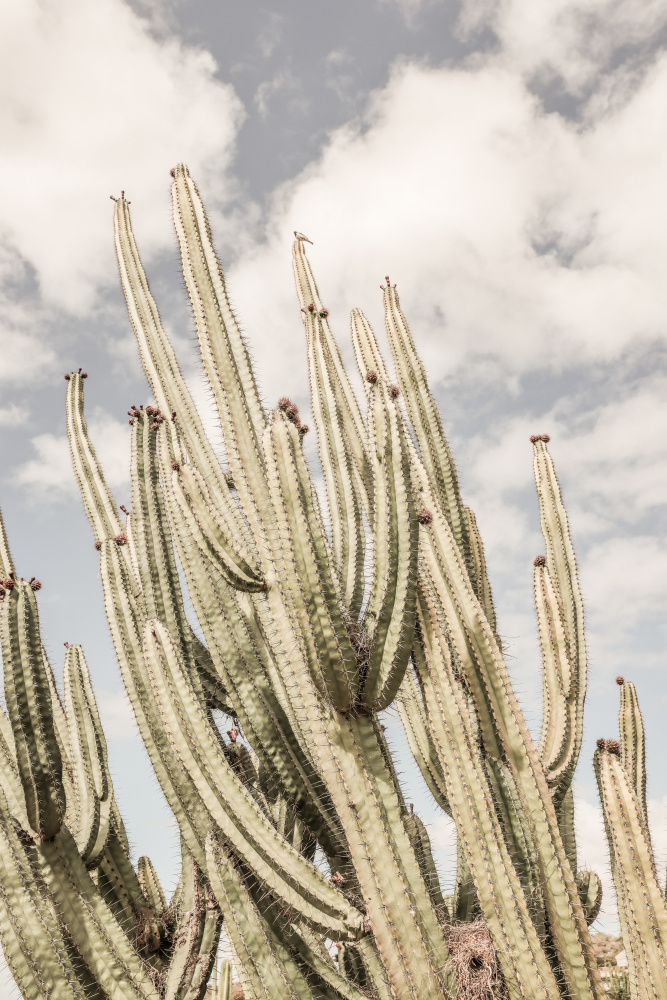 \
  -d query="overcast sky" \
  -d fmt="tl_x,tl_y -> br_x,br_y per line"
1,0 -> 667,959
